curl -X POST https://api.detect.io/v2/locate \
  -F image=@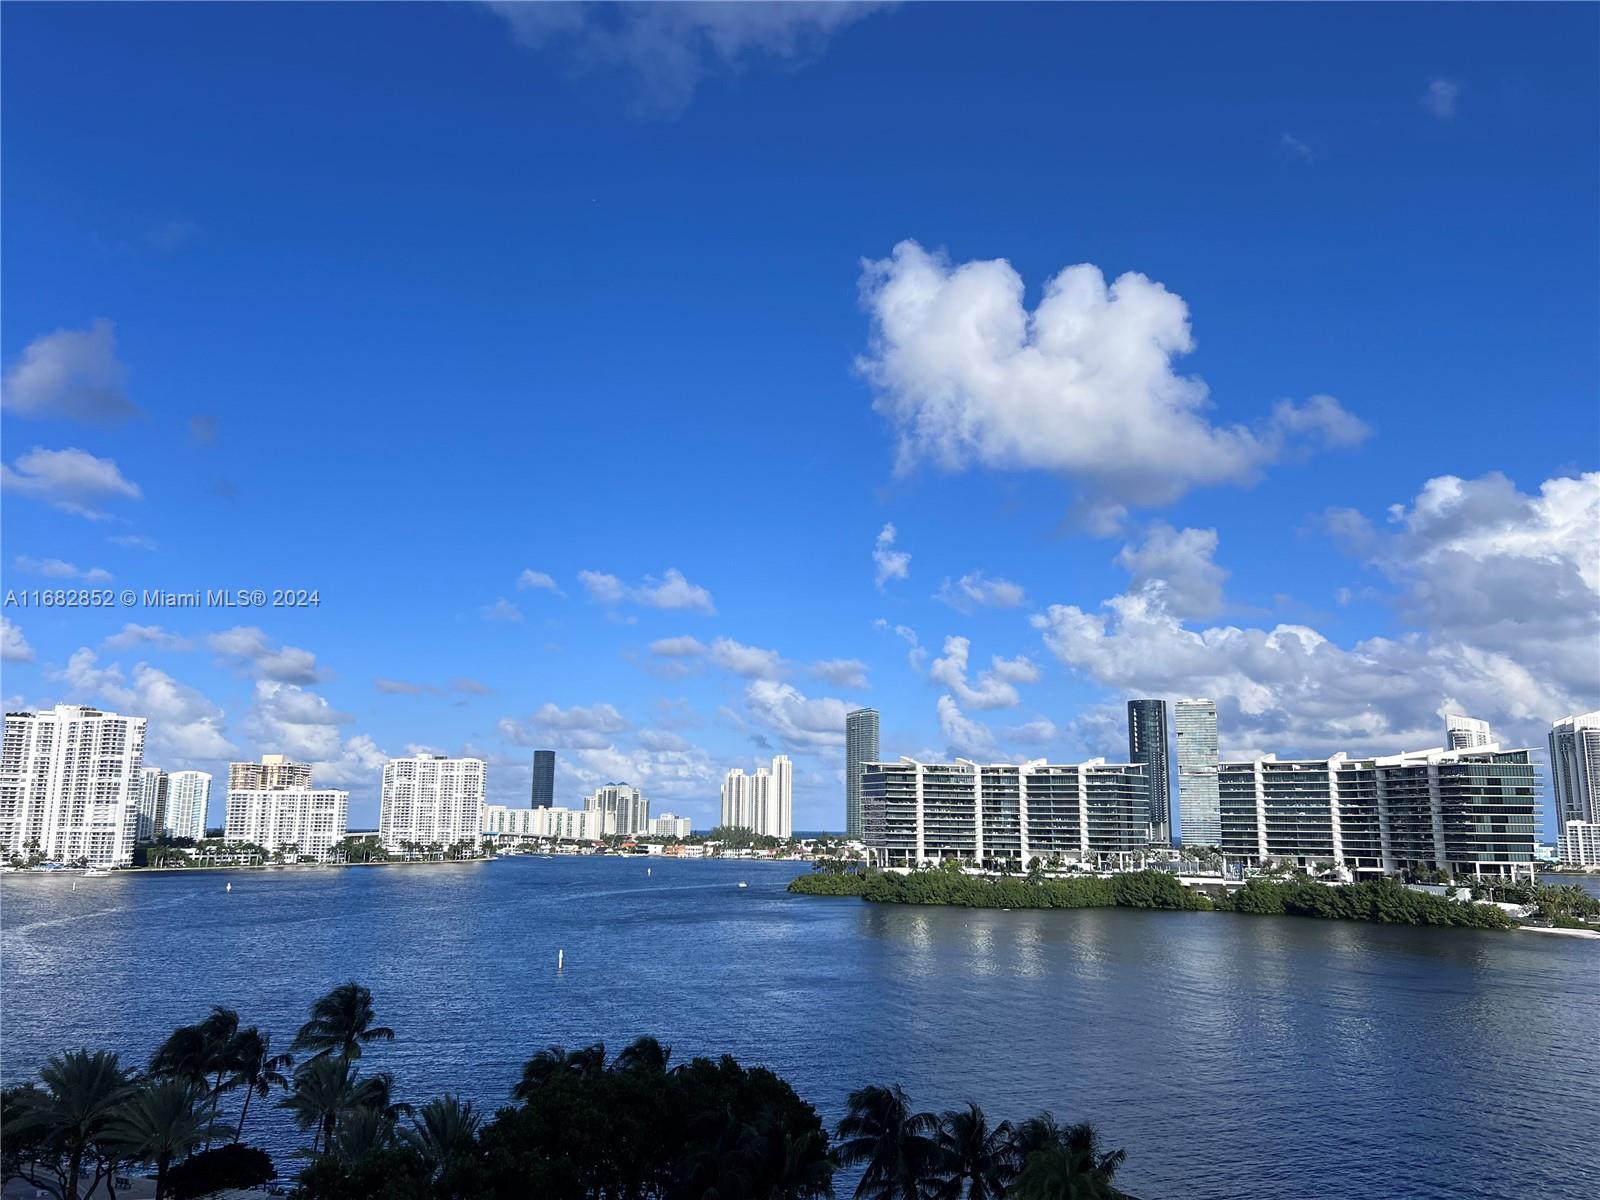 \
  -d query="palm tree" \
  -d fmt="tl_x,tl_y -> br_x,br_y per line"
613,1036 -> 671,1075
148,1025 -> 211,1087
1009,1120 -> 1127,1200
351,1071 -> 412,1120
291,983 -> 395,1065
401,1095 -> 481,1178
766,1128 -> 835,1200
326,1105 -> 396,1167
513,1043 -> 607,1099
833,1083 -> 941,1200
105,1079 -> 234,1199
226,1027 -> 291,1143
935,1103 -> 1016,1200
279,1057 -> 357,1155
9,1049 -> 134,1200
